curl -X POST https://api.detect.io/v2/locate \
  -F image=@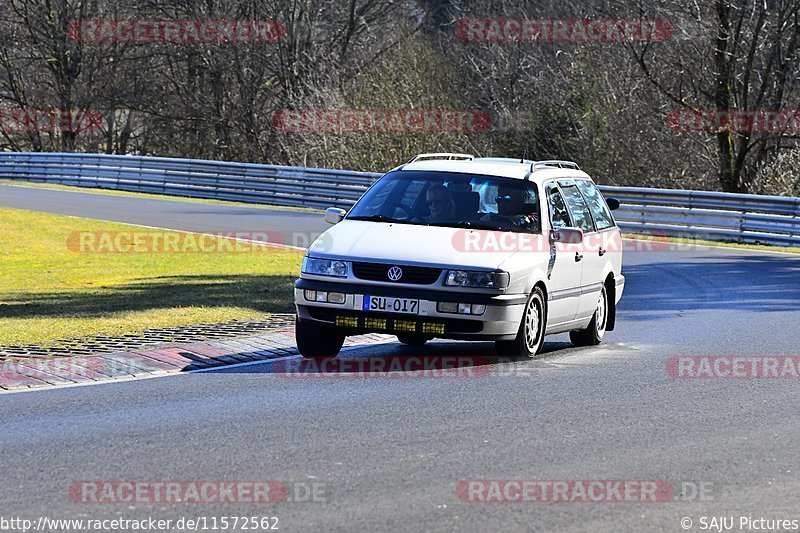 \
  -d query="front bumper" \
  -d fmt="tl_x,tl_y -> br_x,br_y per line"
294,278 -> 526,340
